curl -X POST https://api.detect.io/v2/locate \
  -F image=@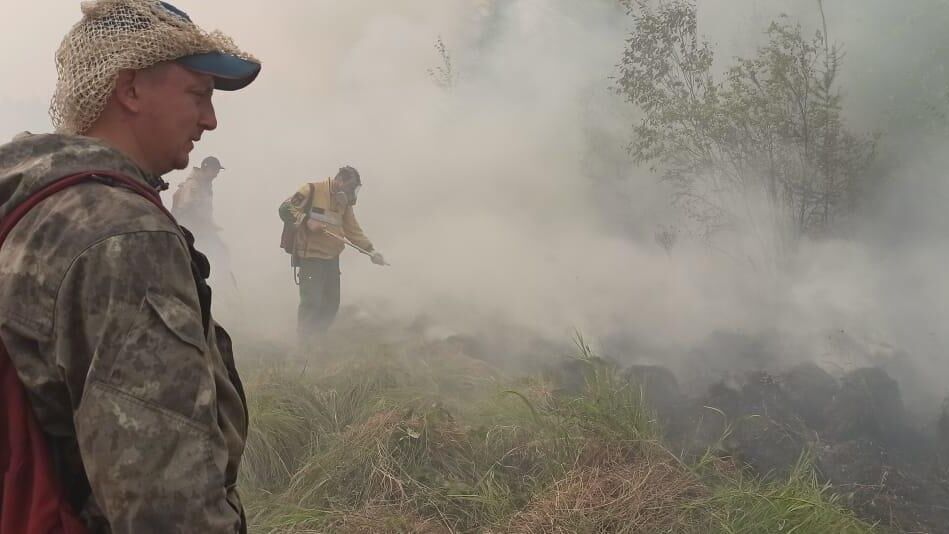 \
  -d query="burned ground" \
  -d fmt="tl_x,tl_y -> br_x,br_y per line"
606,360 -> 949,533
